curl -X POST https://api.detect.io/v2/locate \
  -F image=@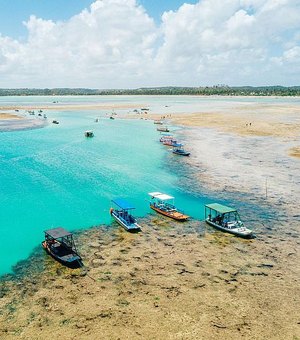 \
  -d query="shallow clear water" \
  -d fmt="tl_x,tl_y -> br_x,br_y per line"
0,105 -> 208,275
1,95 -> 296,276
